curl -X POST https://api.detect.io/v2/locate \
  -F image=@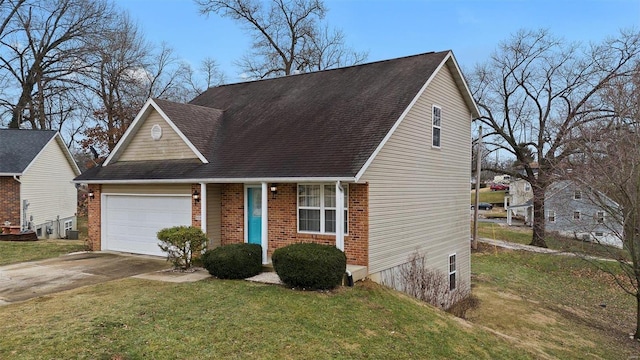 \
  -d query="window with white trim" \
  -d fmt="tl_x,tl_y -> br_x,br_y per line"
432,106 -> 441,148
298,184 -> 348,234
63,220 -> 73,235
448,254 -> 457,291
595,232 -> 604,237
524,183 -> 531,192
596,211 -> 605,224
547,210 -> 556,223
573,211 -> 581,220
574,190 -> 582,200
